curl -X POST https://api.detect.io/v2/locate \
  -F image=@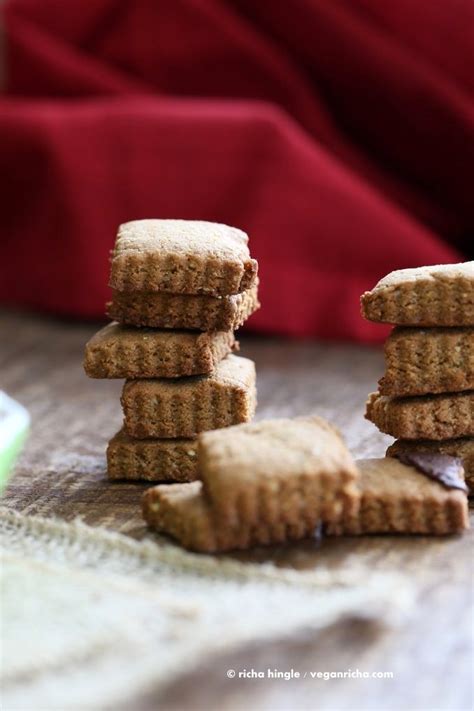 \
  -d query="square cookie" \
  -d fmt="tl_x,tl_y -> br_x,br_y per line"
327,458 -> 469,535
387,438 -> 474,495
109,219 -> 258,296
198,416 -> 359,529
84,322 -> 236,379
379,326 -> 474,397
107,282 -> 260,331
143,482 -> 217,551
361,262 -> 474,326
121,354 -> 256,439
366,390 -> 474,440
107,429 -> 198,482
142,481 -> 320,553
